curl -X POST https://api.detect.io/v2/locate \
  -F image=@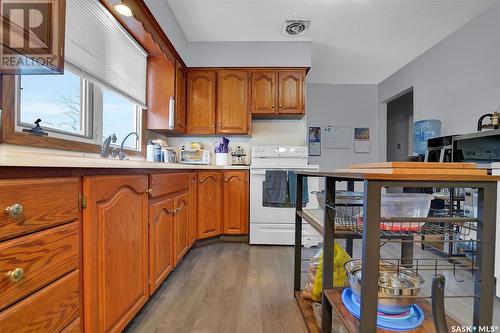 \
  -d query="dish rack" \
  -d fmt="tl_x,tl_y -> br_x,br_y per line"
293,175 -> 497,333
